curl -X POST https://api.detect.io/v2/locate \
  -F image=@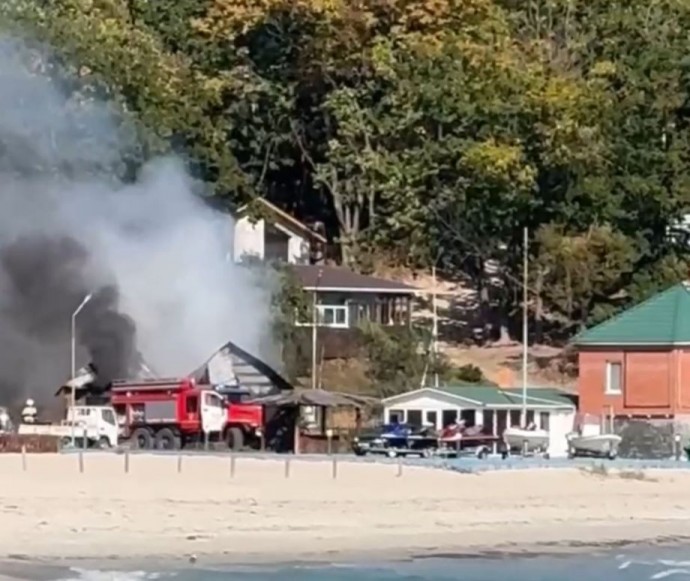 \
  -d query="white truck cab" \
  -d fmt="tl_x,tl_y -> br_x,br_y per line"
201,390 -> 227,436
19,405 -> 119,448
65,406 -> 119,447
